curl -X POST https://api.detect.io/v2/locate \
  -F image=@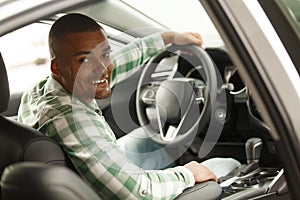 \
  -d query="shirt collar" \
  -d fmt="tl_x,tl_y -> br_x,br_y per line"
46,76 -> 102,115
